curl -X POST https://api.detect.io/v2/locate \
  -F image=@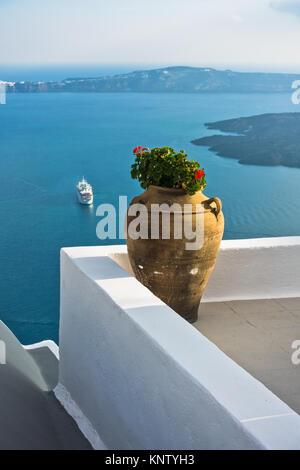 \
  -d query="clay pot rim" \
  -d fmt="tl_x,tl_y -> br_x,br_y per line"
148,184 -> 204,194
142,185 -> 221,215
